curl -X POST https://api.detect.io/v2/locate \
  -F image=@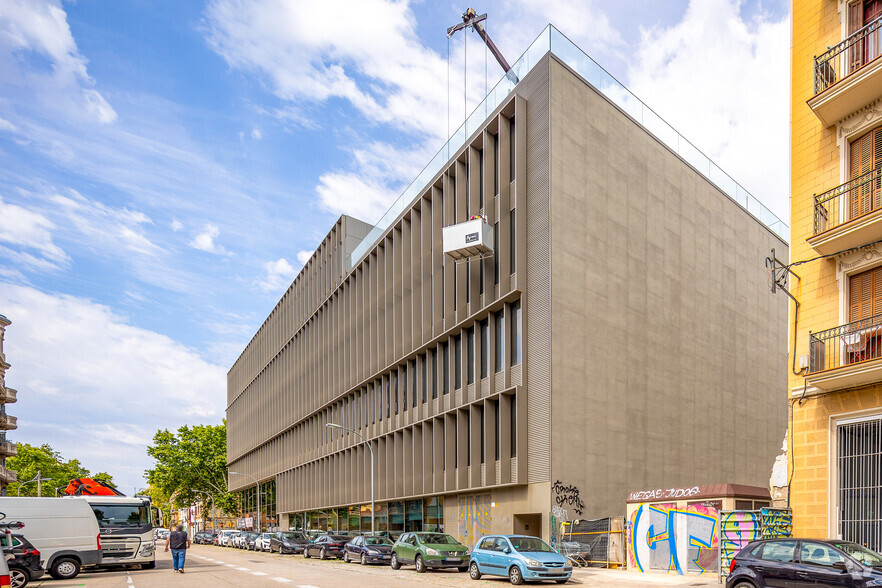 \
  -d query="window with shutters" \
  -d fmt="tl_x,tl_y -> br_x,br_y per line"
848,0 -> 882,74
847,265 -> 882,364
849,126 -> 882,220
